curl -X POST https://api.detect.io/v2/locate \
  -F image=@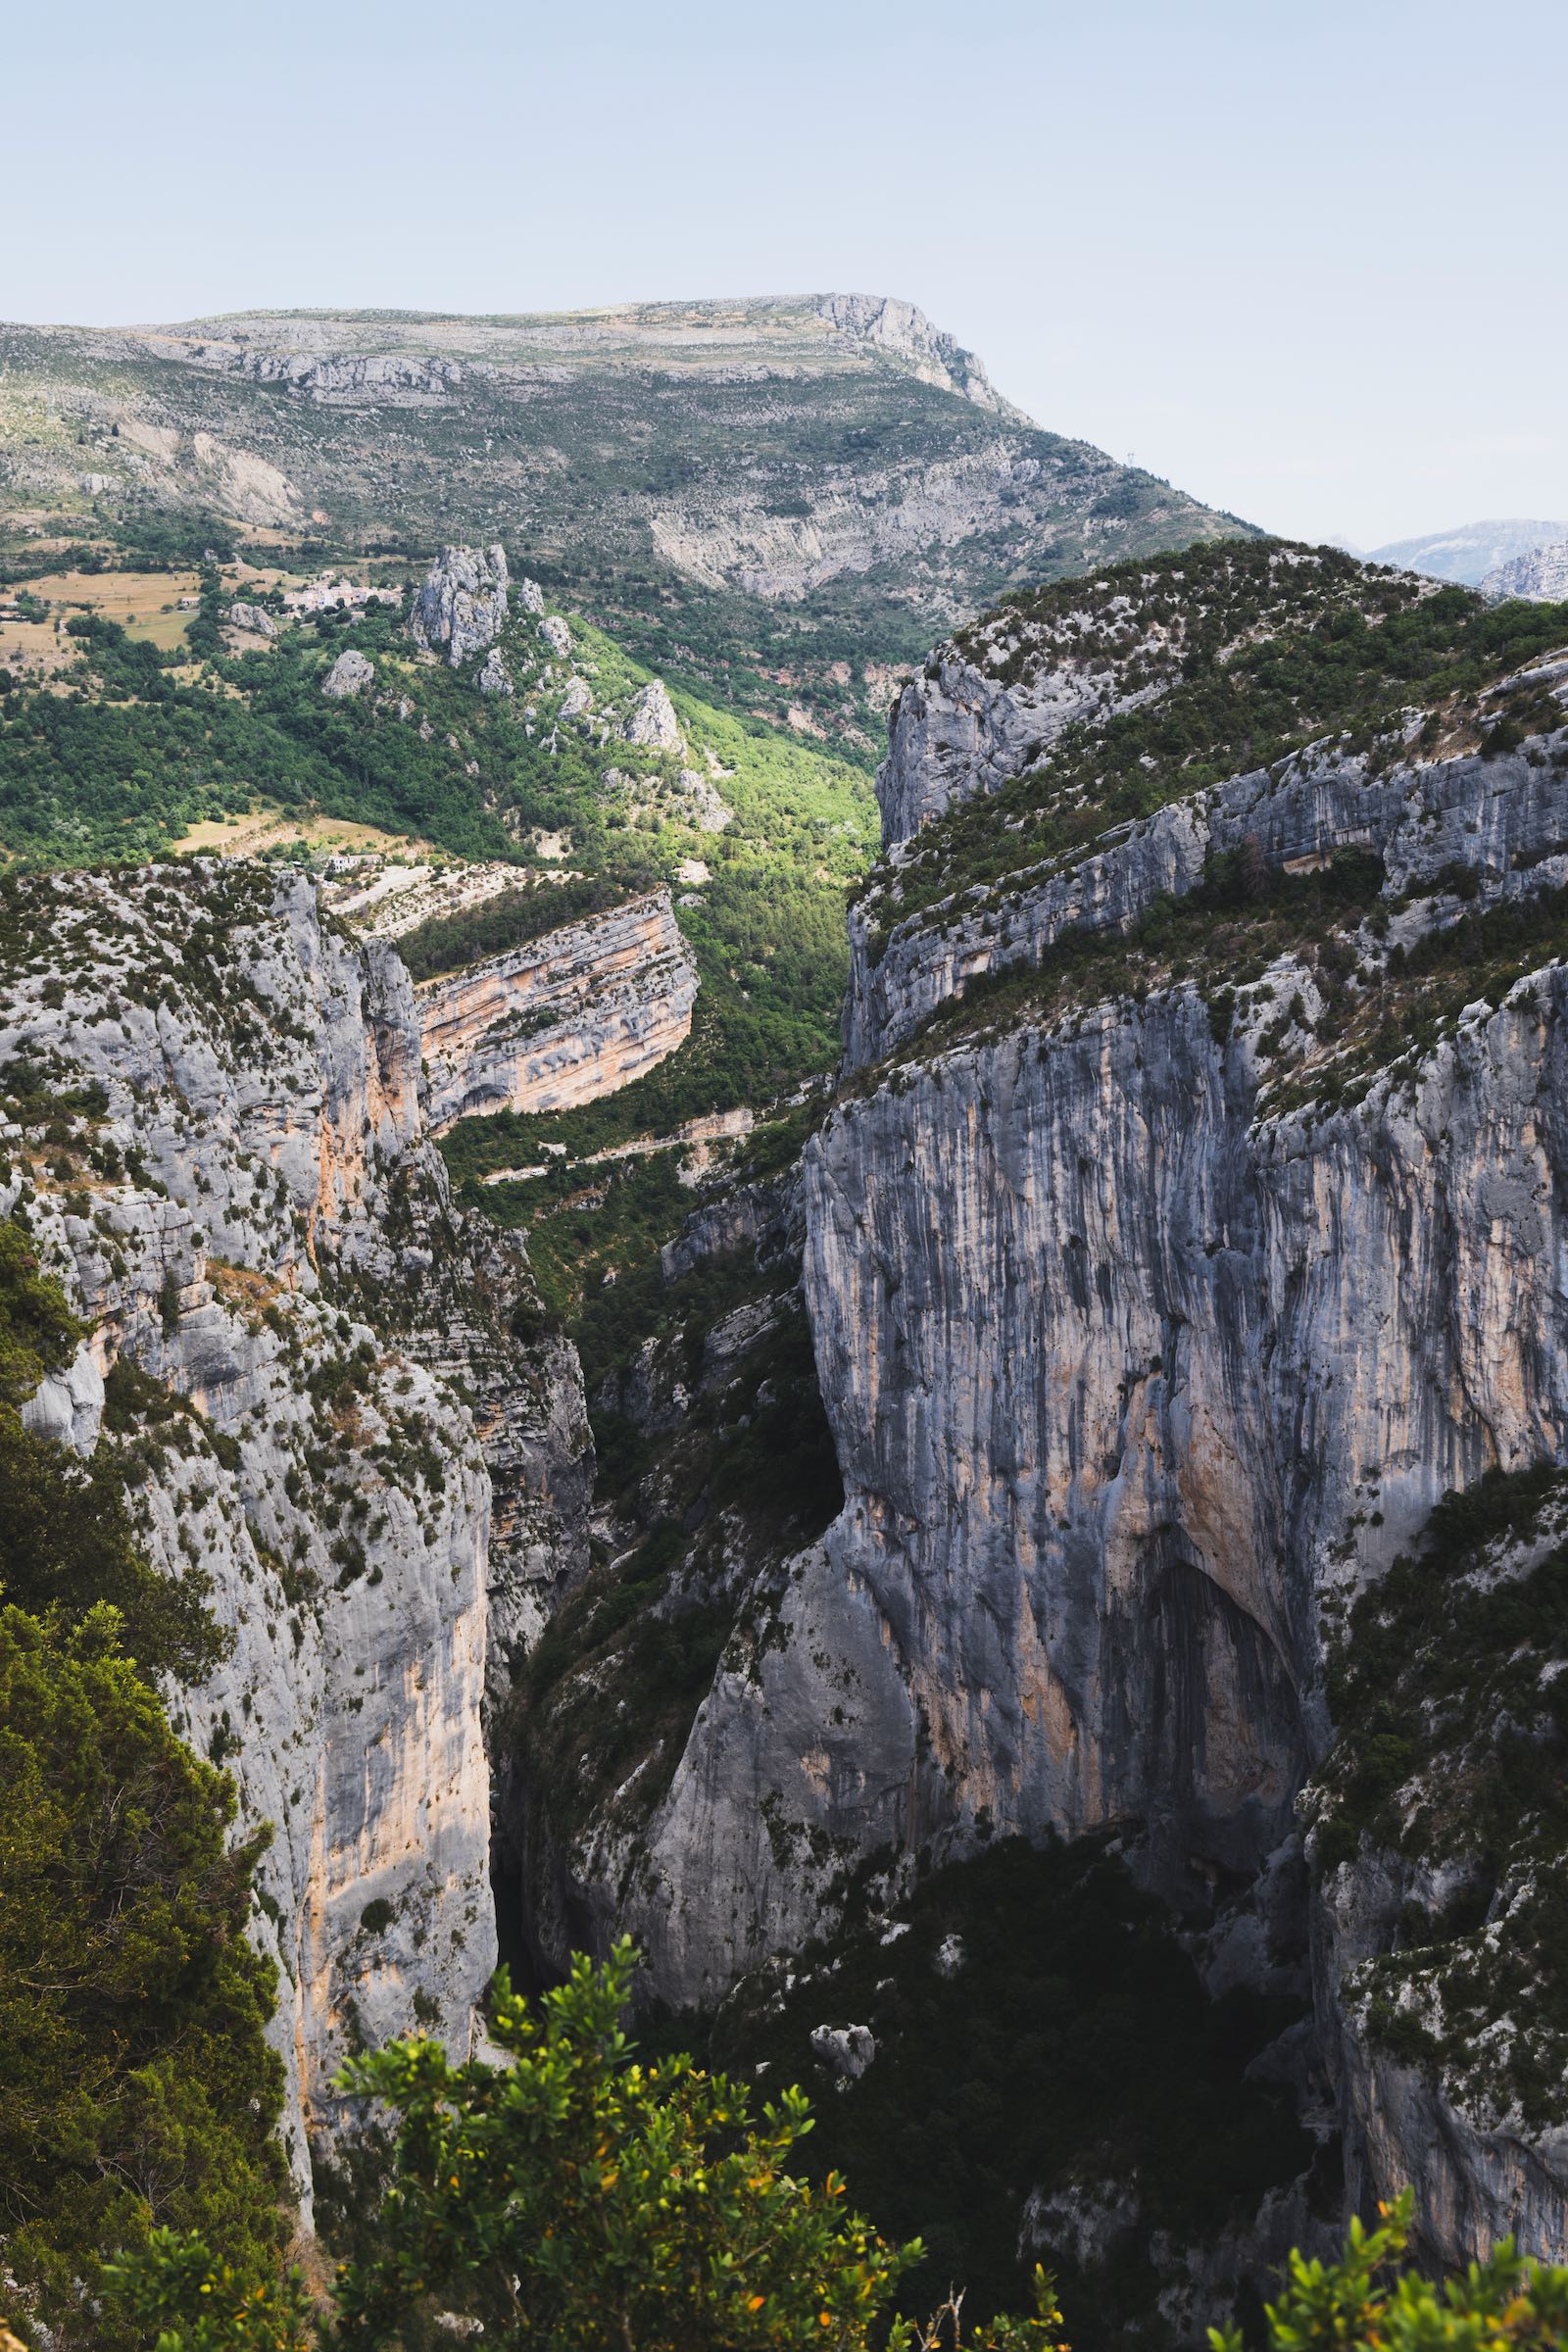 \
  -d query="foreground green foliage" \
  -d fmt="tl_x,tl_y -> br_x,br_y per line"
0,1224 -> 287,2348
0,1607 -> 289,2349
111,1942 -> 1061,2351
105,1952 -> 1568,2352
1211,2190 -> 1568,2352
